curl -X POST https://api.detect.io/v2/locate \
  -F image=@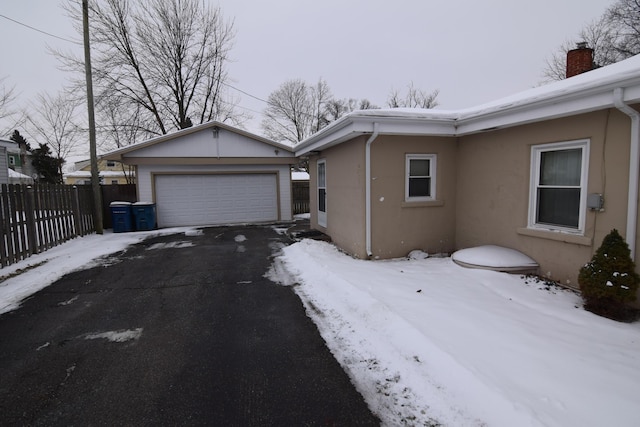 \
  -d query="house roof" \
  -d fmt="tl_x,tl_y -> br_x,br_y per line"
65,170 -> 132,178
102,120 -> 294,161
8,169 -> 32,179
295,54 -> 640,156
